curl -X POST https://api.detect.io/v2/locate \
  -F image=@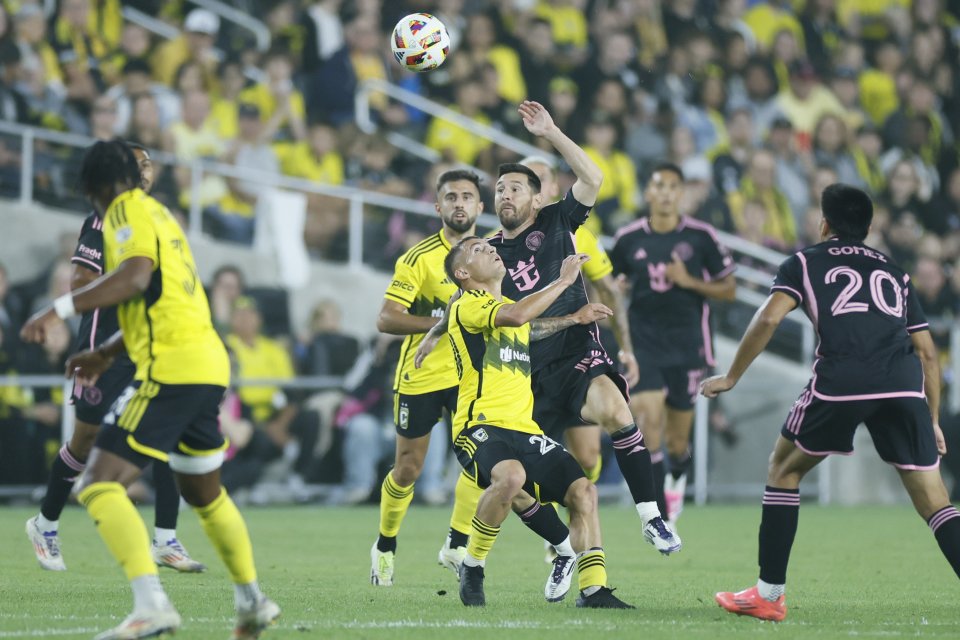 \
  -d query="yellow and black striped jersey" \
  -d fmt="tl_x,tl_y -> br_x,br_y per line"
447,289 -> 541,440
574,226 -> 613,282
103,188 -> 229,386
384,231 -> 459,394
